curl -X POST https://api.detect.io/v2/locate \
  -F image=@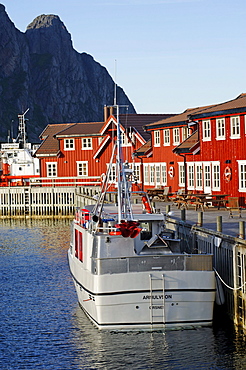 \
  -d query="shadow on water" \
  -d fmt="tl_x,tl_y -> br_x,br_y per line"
0,219 -> 246,370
